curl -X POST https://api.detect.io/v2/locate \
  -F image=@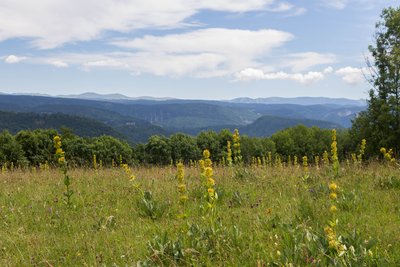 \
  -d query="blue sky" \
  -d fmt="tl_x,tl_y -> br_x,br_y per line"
0,0 -> 398,100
